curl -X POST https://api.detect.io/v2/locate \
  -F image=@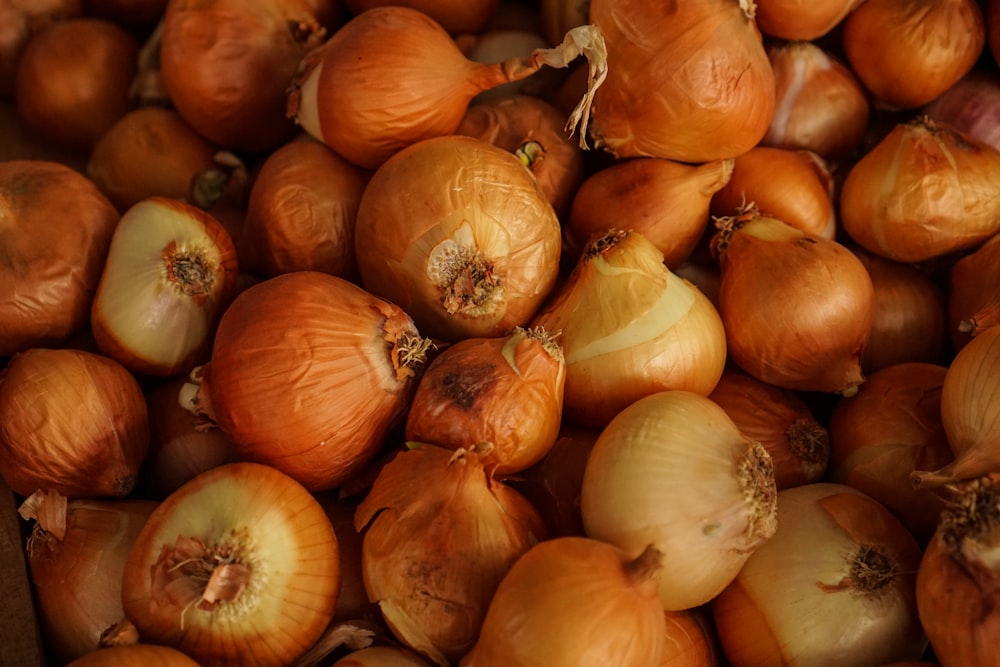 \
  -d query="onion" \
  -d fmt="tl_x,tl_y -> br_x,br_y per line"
341,0 -> 499,34
659,609 -> 722,667
90,197 -> 239,379
911,326 -> 1000,488
923,68 -> 1000,152
564,157 -> 733,266
0,348 -> 148,499
0,0 -> 84,99
710,146 -> 836,239
121,462 -> 340,666
916,473 -> 1000,667
763,41 -> 871,163
237,135 -> 370,280
66,644 -> 201,666
712,208 -> 875,395
586,0 -> 775,163
581,390 -> 778,610
948,231 -> 1000,351
353,135 -> 562,342
709,369 -> 830,490
0,160 -> 119,357
184,271 -> 431,492
404,326 -> 565,475
289,6 -> 607,170
842,0 -> 985,110
354,443 -> 546,665
828,362 -> 952,544
754,0 -> 863,39
712,483 -> 927,665
18,490 -> 157,664
14,17 -> 138,153
460,537 -> 666,666
840,116 -> 1000,263
532,230 -> 728,428
160,0 -> 327,152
